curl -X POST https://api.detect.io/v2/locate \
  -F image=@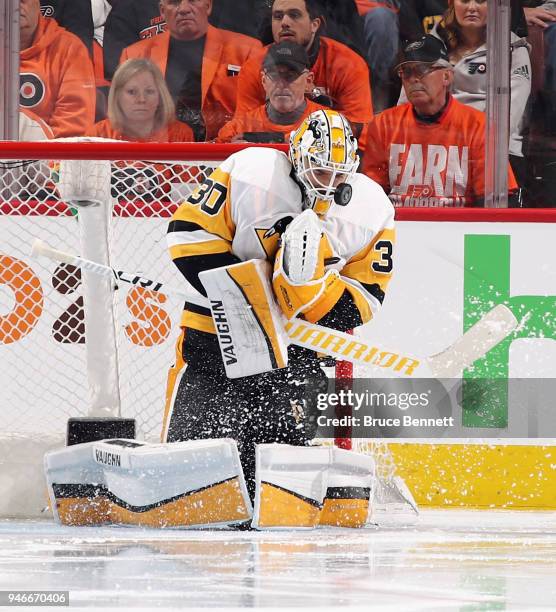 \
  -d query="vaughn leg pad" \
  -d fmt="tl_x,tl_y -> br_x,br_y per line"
45,438 -> 252,528
319,447 -> 374,528
252,445 -> 329,530
252,444 -> 374,530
